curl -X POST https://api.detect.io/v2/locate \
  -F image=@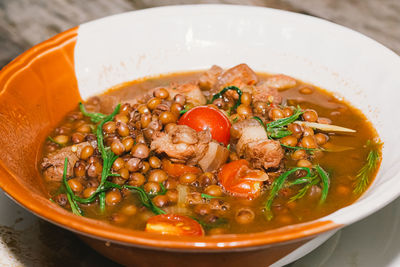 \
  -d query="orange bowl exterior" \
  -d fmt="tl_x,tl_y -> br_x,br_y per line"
0,26 -> 340,266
